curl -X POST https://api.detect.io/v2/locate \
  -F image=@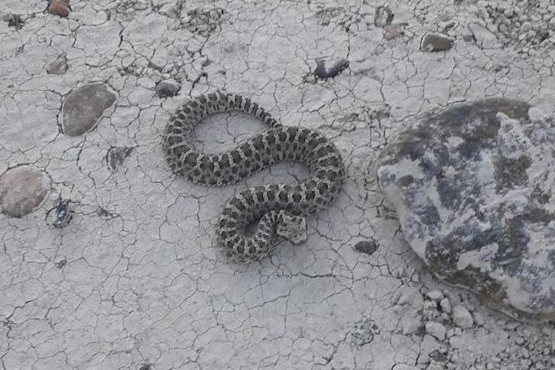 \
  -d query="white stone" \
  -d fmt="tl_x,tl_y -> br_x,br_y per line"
440,298 -> 452,313
426,290 -> 444,302
528,107 -> 548,122
426,321 -> 447,341
452,306 -> 474,329
473,312 -> 486,326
